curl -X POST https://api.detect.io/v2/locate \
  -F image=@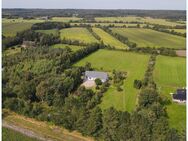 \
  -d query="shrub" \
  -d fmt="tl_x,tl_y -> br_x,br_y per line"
95,78 -> 102,86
